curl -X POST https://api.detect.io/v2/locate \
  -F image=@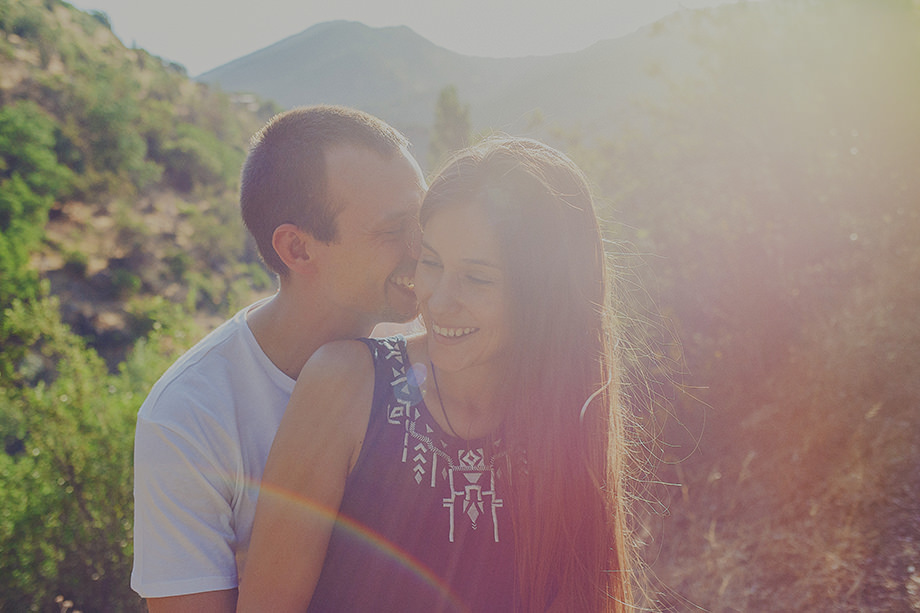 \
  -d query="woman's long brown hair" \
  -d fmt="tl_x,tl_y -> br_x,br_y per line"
422,137 -> 633,612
